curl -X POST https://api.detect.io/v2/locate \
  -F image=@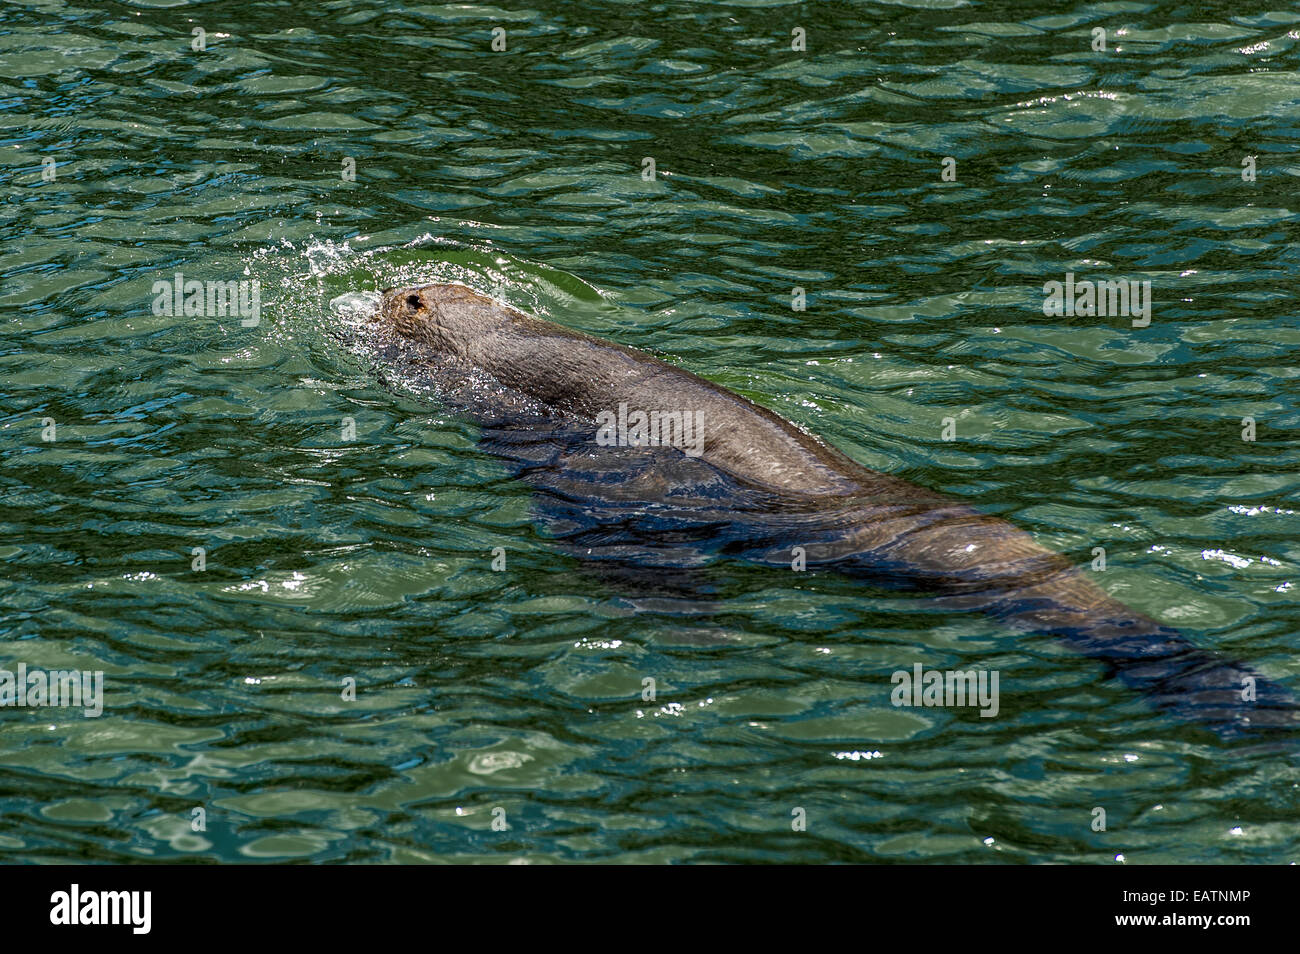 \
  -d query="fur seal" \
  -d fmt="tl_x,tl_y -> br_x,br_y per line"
371,281 -> 1297,738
